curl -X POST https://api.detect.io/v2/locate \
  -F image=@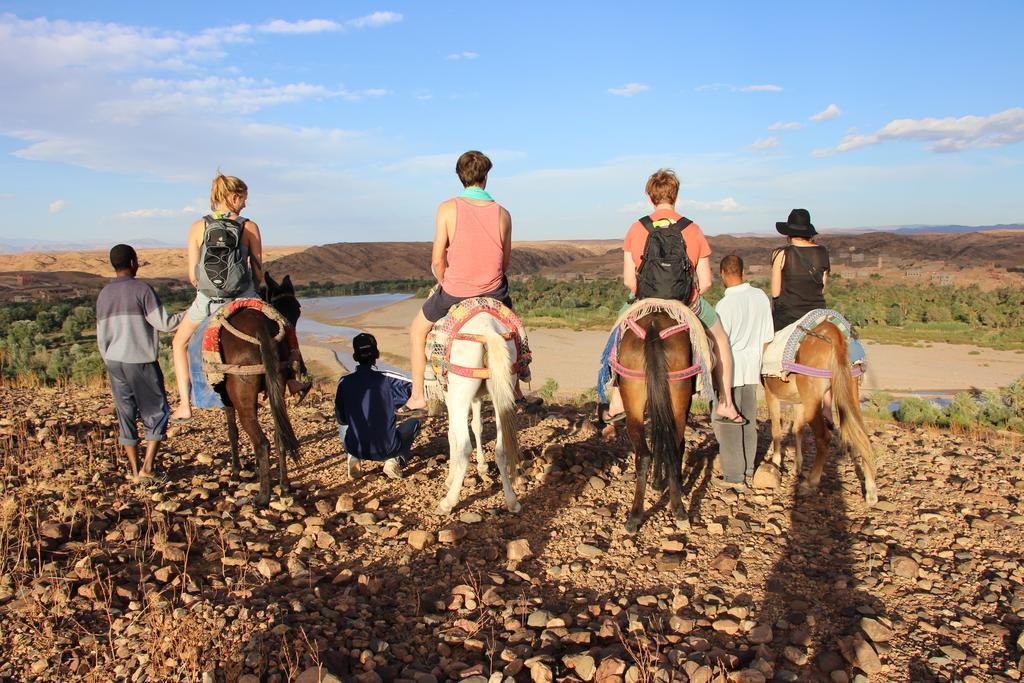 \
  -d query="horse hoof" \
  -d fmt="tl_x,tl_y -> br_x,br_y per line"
674,516 -> 691,531
255,495 -> 270,508
506,500 -> 522,514
435,501 -> 453,516
797,481 -> 816,497
865,488 -> 879,507
624,517 -> 641,534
